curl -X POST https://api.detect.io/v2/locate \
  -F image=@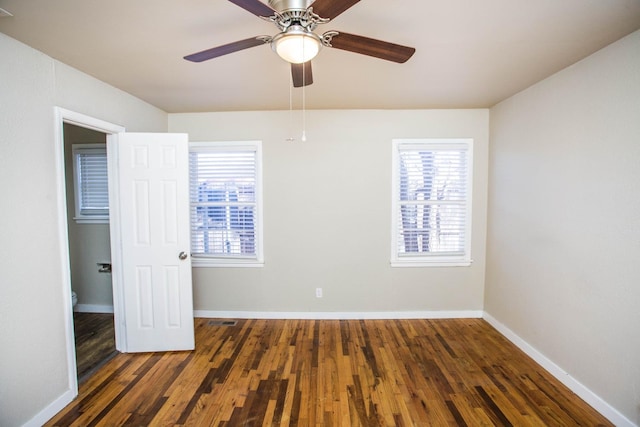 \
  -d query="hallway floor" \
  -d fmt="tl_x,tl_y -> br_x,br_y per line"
73,312 -> 117,380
